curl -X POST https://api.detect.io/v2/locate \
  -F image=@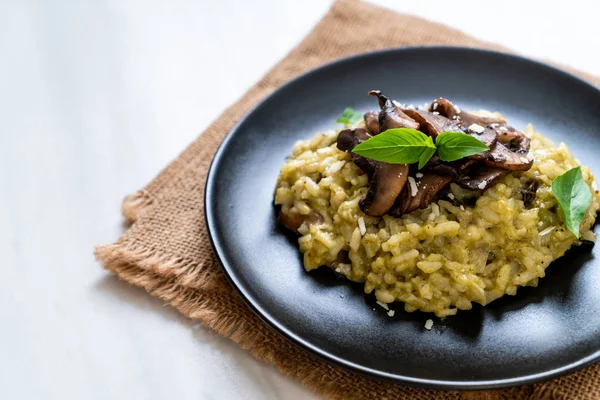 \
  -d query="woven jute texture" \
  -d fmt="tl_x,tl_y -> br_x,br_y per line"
95,1 -> 600,398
